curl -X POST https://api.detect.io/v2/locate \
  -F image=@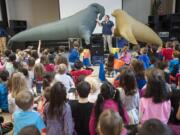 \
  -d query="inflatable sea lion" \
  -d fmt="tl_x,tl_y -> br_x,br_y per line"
112,9 -> 162,46
8,3 -> 105,48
